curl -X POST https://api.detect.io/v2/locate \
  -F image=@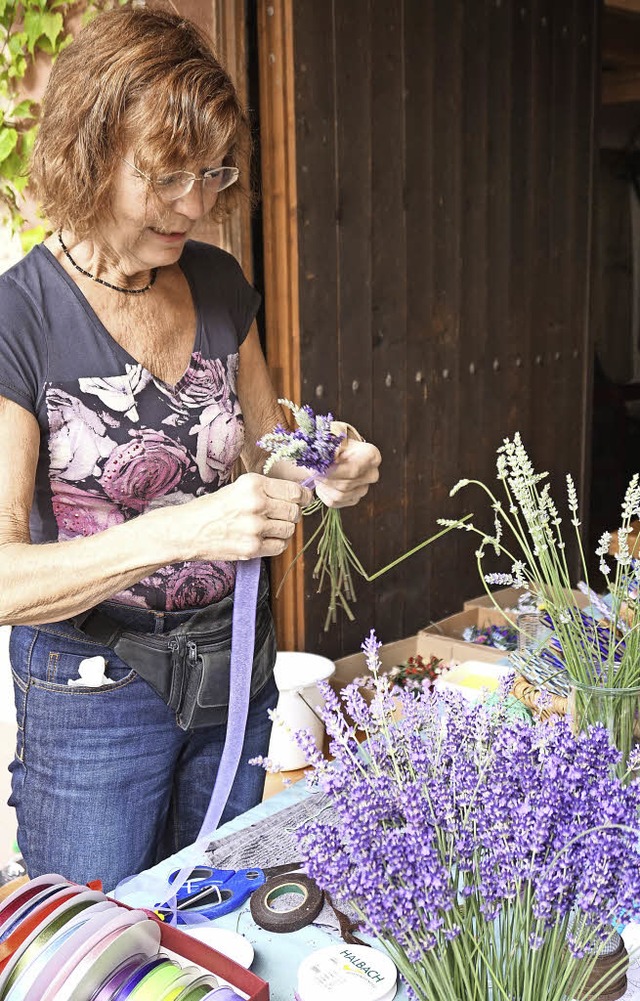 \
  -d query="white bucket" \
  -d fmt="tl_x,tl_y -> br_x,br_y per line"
267,652 -> 335,771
